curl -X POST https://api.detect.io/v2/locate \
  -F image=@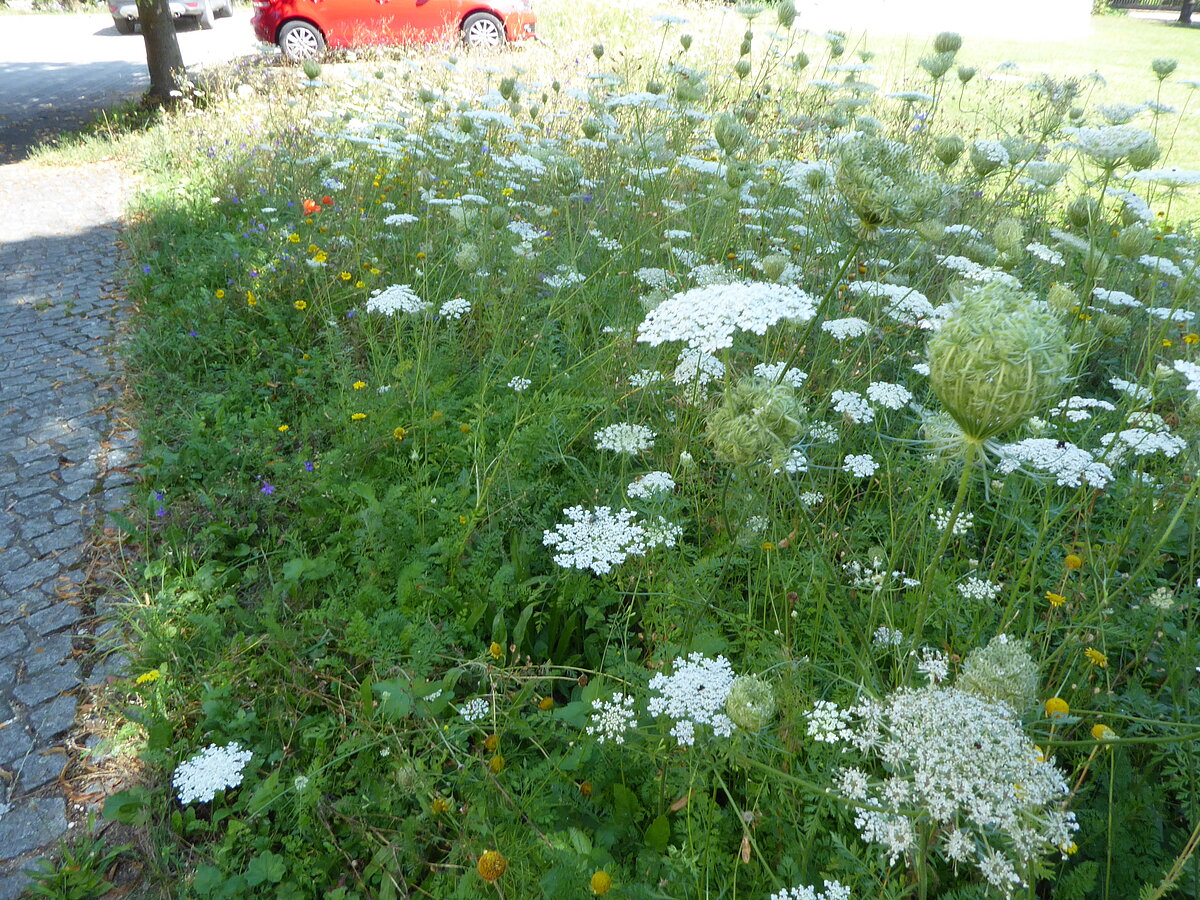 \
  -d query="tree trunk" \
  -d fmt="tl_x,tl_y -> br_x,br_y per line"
137,0 -> 186,104
1180,0 -> 1194,24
